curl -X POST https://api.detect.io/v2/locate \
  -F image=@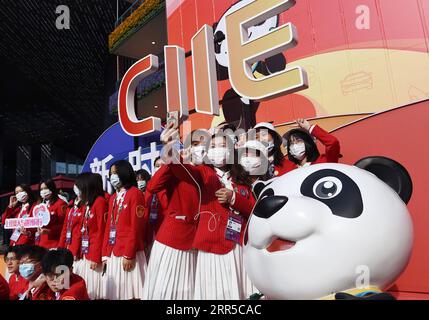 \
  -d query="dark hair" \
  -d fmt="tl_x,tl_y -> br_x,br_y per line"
4,245 -> 26,260
75,172 -> 104,206
41,248 -> 74,274
16,183 -> 35,207
88,173 -> 105,206
39,179 -> 59,203
255,127 -> 284,167
20,245 -> 47,262
110,160 -> 137,189
283,128 -> 320,164
135,169 -> 151,182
